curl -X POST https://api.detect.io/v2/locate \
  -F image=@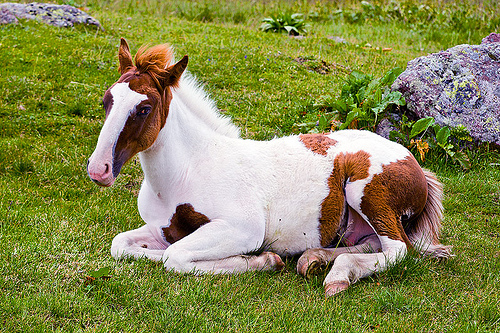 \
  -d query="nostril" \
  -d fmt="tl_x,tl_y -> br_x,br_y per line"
87,156 -> 114,186
104,163 -> 111,175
